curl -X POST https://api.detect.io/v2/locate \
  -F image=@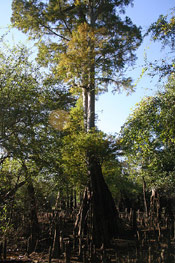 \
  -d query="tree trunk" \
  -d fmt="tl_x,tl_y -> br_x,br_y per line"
75,187 -> 90,237
87,84 -> 95,132
88,156 -> 120,246
27,180 -> 40,253
75,156 -> 120,247
22,162 -> 39,253
82,87 -> 88,131
52,222 -> 60,258
142,177 -> 148,217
